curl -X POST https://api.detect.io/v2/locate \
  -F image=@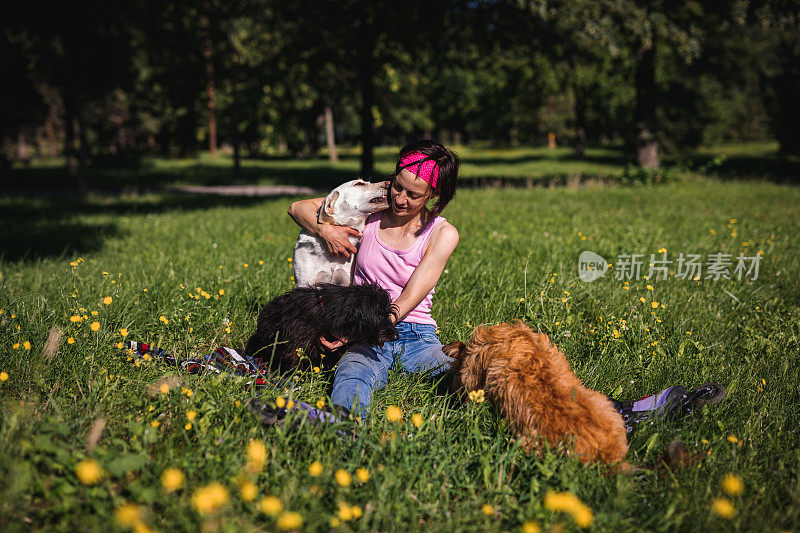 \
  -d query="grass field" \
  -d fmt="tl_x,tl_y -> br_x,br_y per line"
1,153 -> 800,531
4,140 -> 798,193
